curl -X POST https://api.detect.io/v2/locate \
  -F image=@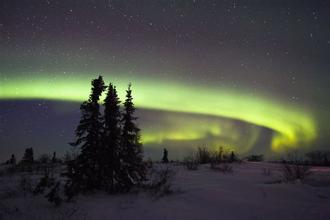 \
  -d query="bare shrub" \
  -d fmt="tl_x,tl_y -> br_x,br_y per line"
197,146 -> 239,164
246,154 -> 264,162
279,153 -> 312,183
145,167 -> 176,197
183,156 -> 199,170
281,162 -> 311,183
